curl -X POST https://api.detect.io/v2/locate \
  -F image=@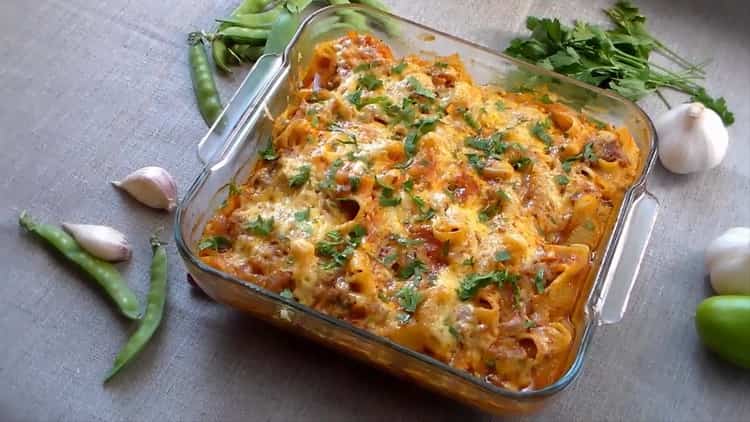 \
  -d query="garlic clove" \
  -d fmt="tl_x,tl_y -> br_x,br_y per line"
62,223 -> 132,262
656,102 -> 728,174
112,166 -> 177,211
